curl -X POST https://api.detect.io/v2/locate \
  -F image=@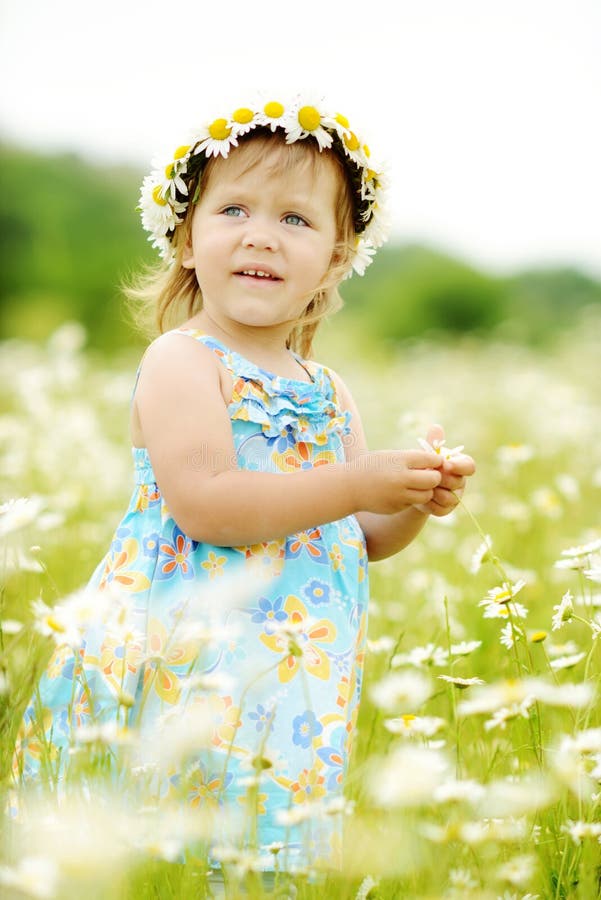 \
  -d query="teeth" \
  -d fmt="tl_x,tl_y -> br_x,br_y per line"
242,270 -> 274,278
